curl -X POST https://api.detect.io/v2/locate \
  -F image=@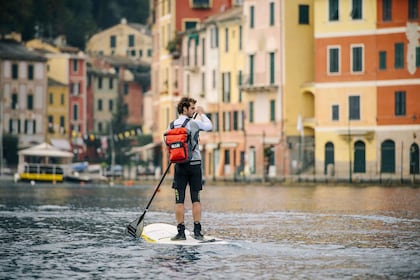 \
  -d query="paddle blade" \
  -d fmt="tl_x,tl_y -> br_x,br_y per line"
126,214 -> 145,238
